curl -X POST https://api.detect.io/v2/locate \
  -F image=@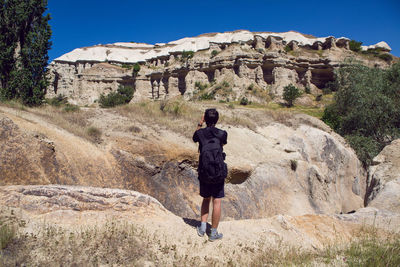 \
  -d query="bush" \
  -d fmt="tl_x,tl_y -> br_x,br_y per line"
47,95 -> 68,107
181,50 -> 194,61
322,88 -> 332,95
222,81 -> 230,88
283,84 -> 301,107
133,63 -> 141,75
194,82 -> 208,91
305,86 -> 311,94
87,126 -> 102,143
211,50 -> 219,57
284,45 -> 292,53
322,104 -> 341,130
240,97 -> 249,105
345,134 -> 381,167
349,40 -> 363,52
63,104 -> 80,112
0,223 -> 16,249
199,92 -> 215,100
377,53 -> 393,62
322,63 -> 400,167
99,85 -> 135,108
